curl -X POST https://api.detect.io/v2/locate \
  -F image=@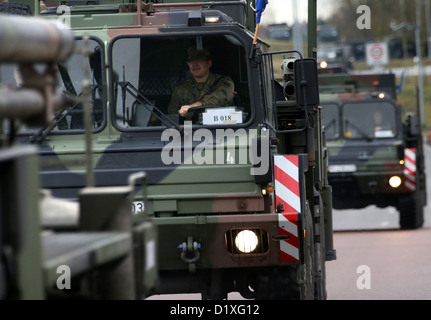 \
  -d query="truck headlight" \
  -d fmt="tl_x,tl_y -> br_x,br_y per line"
235,230 -> 259,253
225,228 -> 269,256
389,176 -> 402,188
